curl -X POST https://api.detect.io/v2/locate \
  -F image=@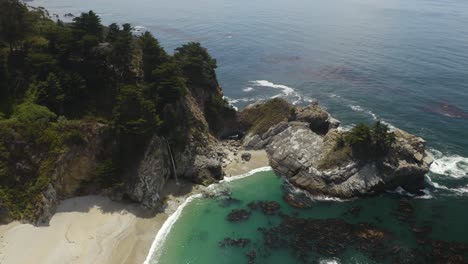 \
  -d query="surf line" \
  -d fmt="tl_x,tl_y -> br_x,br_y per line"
142,166 -> 273,264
